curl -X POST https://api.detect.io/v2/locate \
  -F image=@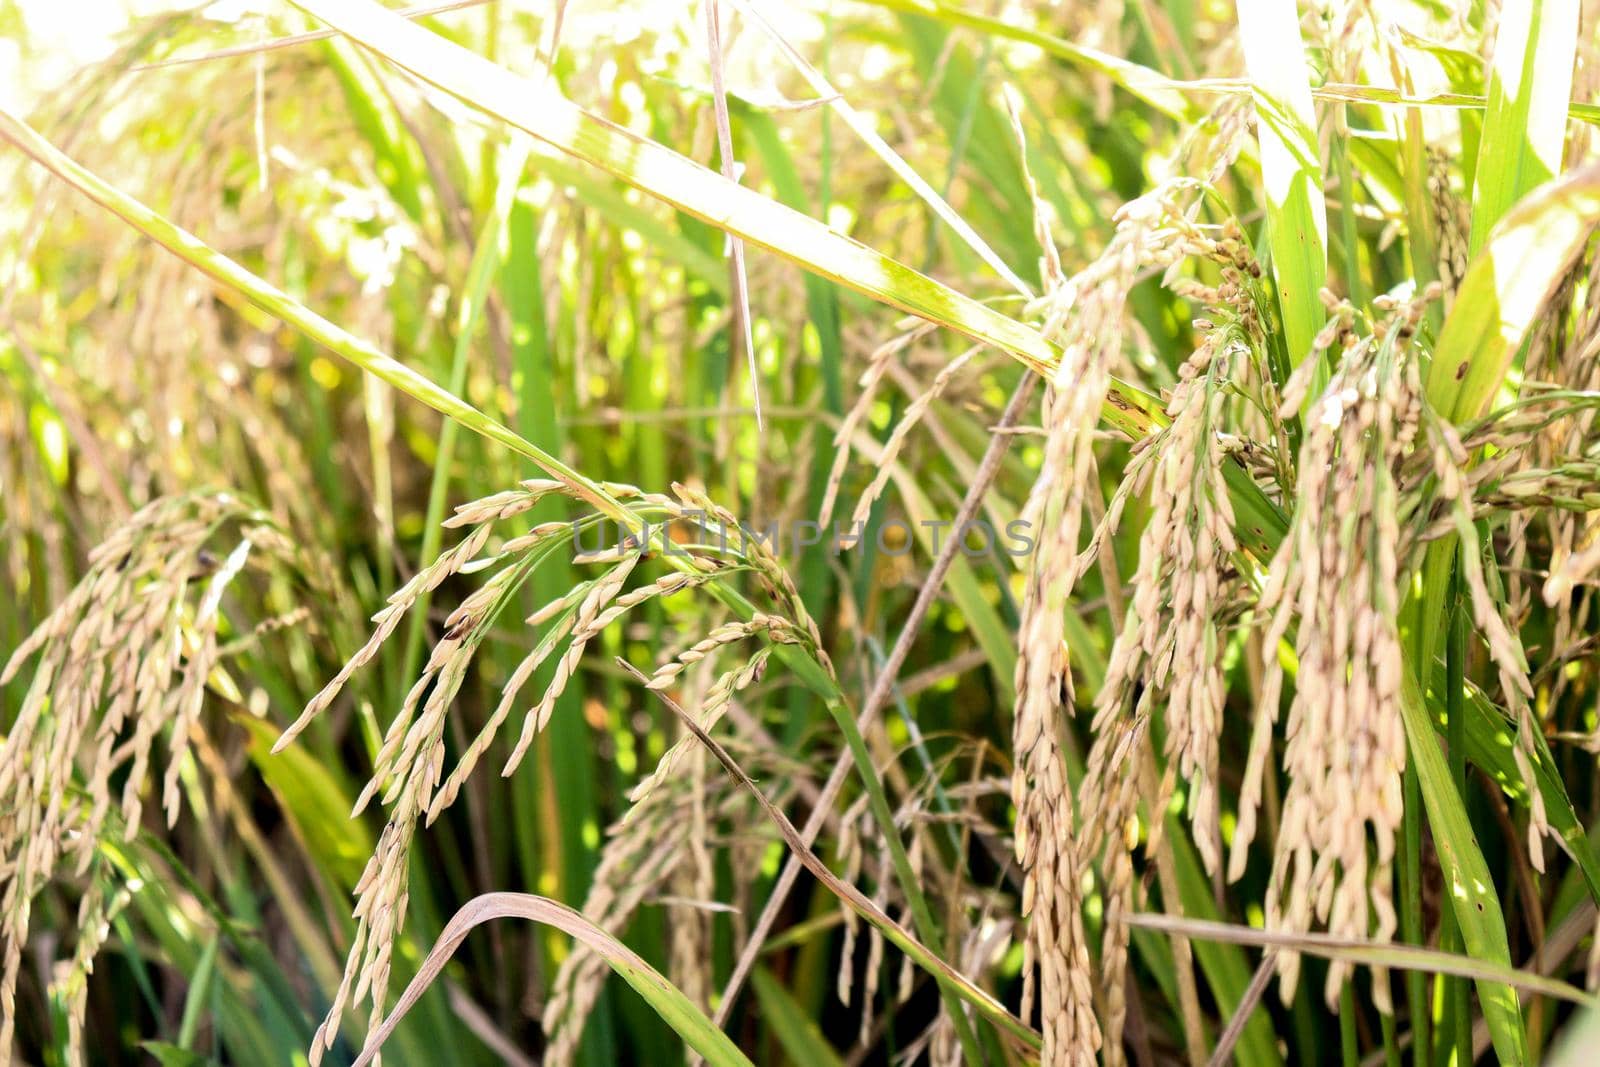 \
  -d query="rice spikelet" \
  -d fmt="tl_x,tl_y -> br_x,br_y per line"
0,492 -> 301,1065
1232,291 -> 1435,1010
